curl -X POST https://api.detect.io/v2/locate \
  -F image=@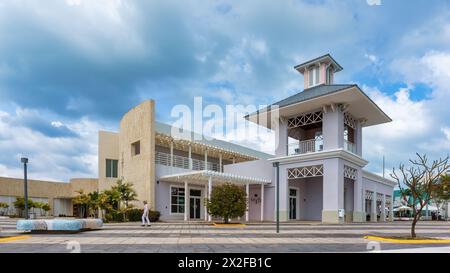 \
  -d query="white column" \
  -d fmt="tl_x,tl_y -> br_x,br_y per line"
232,157 -> 235,164
389,197 -> 394,222
246,183 -> 249,222
260,184 -> 264,222
219,153 -> 222,172
184,181 -> 188,221
188,145 -> 192,170
204,149 -> 208,170
371,192 -> 377,222
353,169 -> 364,222
204,183 -> 208,221
208,176 -> 212,222
170,141 -> 174,167
381,194 -> 386,222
